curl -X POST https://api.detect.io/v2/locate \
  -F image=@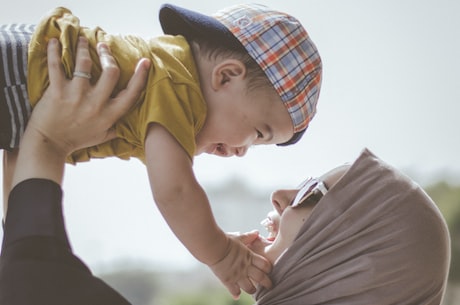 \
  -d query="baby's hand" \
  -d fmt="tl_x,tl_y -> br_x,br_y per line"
246,233 -> 272,255
209,232 -> 272,299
